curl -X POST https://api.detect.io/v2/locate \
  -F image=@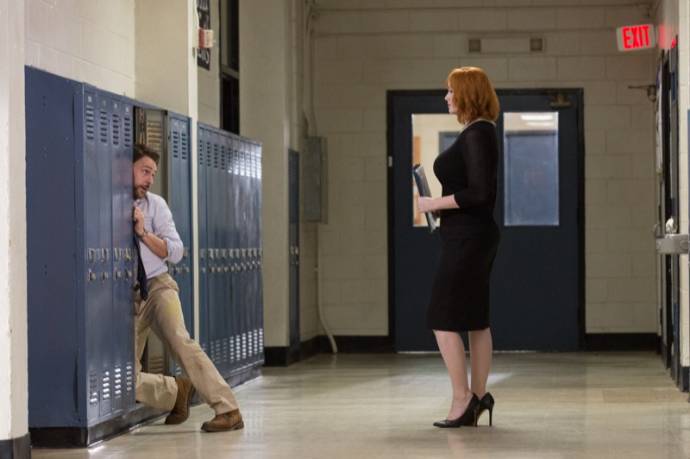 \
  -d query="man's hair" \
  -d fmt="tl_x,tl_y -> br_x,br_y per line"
133,143 -> 161,165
